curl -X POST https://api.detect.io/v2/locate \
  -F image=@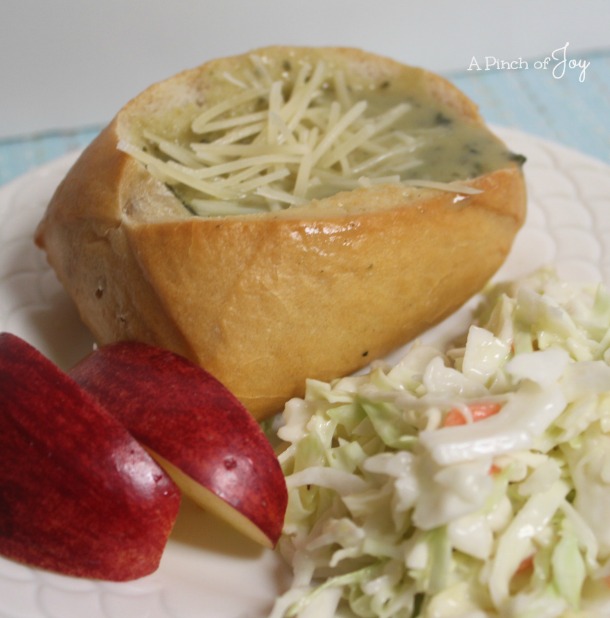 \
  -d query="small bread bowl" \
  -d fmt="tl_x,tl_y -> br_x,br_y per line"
35,46 -> 526,419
